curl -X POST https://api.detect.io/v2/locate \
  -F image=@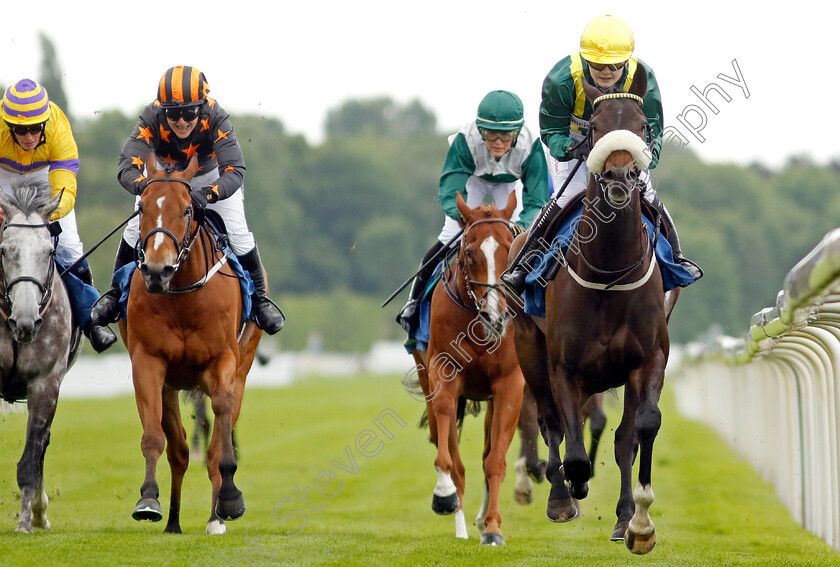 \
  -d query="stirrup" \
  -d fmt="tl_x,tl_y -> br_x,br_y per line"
253,296 -> 285,334
677,256 -> 704,281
